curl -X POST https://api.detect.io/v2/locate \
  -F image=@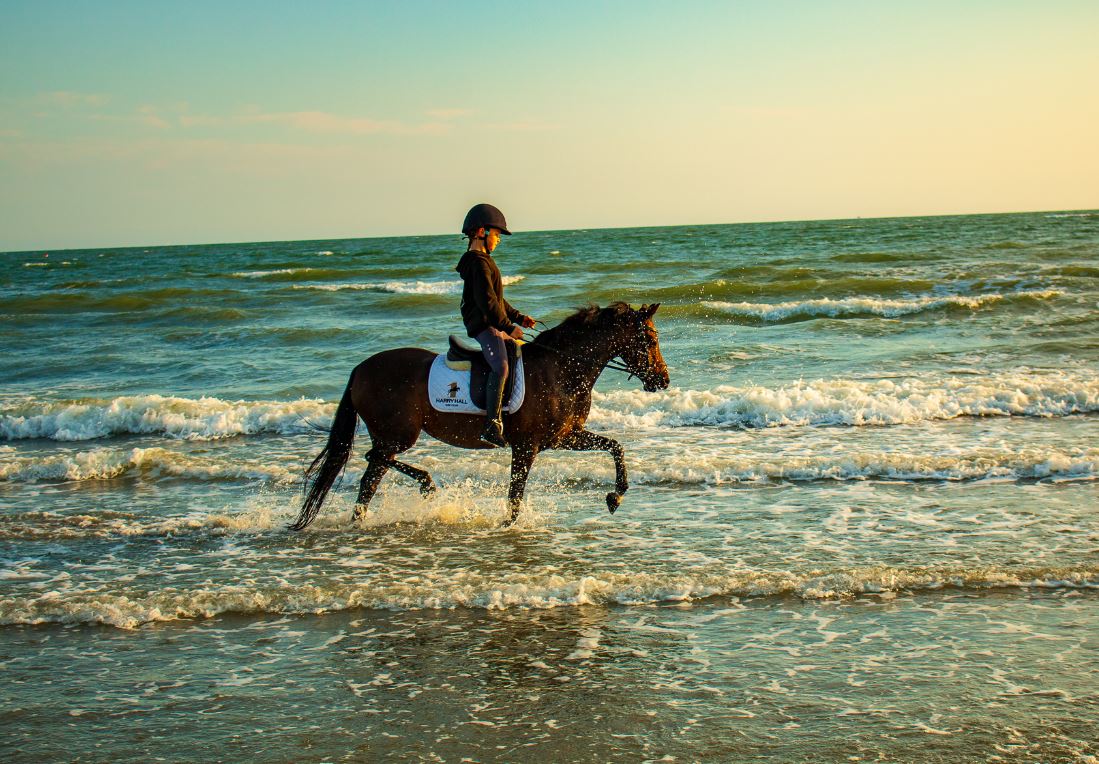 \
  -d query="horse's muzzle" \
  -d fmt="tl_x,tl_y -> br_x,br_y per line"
643,370 -> 670,392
